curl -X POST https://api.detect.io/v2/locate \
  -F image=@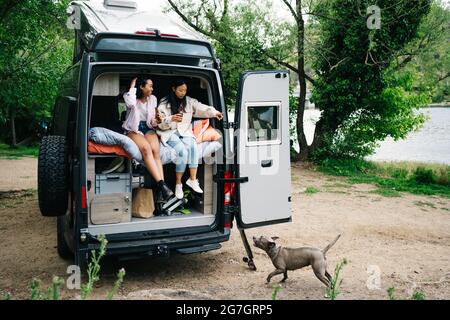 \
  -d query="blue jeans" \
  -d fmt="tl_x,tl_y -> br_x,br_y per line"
138,121 -> 156,135
166,133 -> 198,173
